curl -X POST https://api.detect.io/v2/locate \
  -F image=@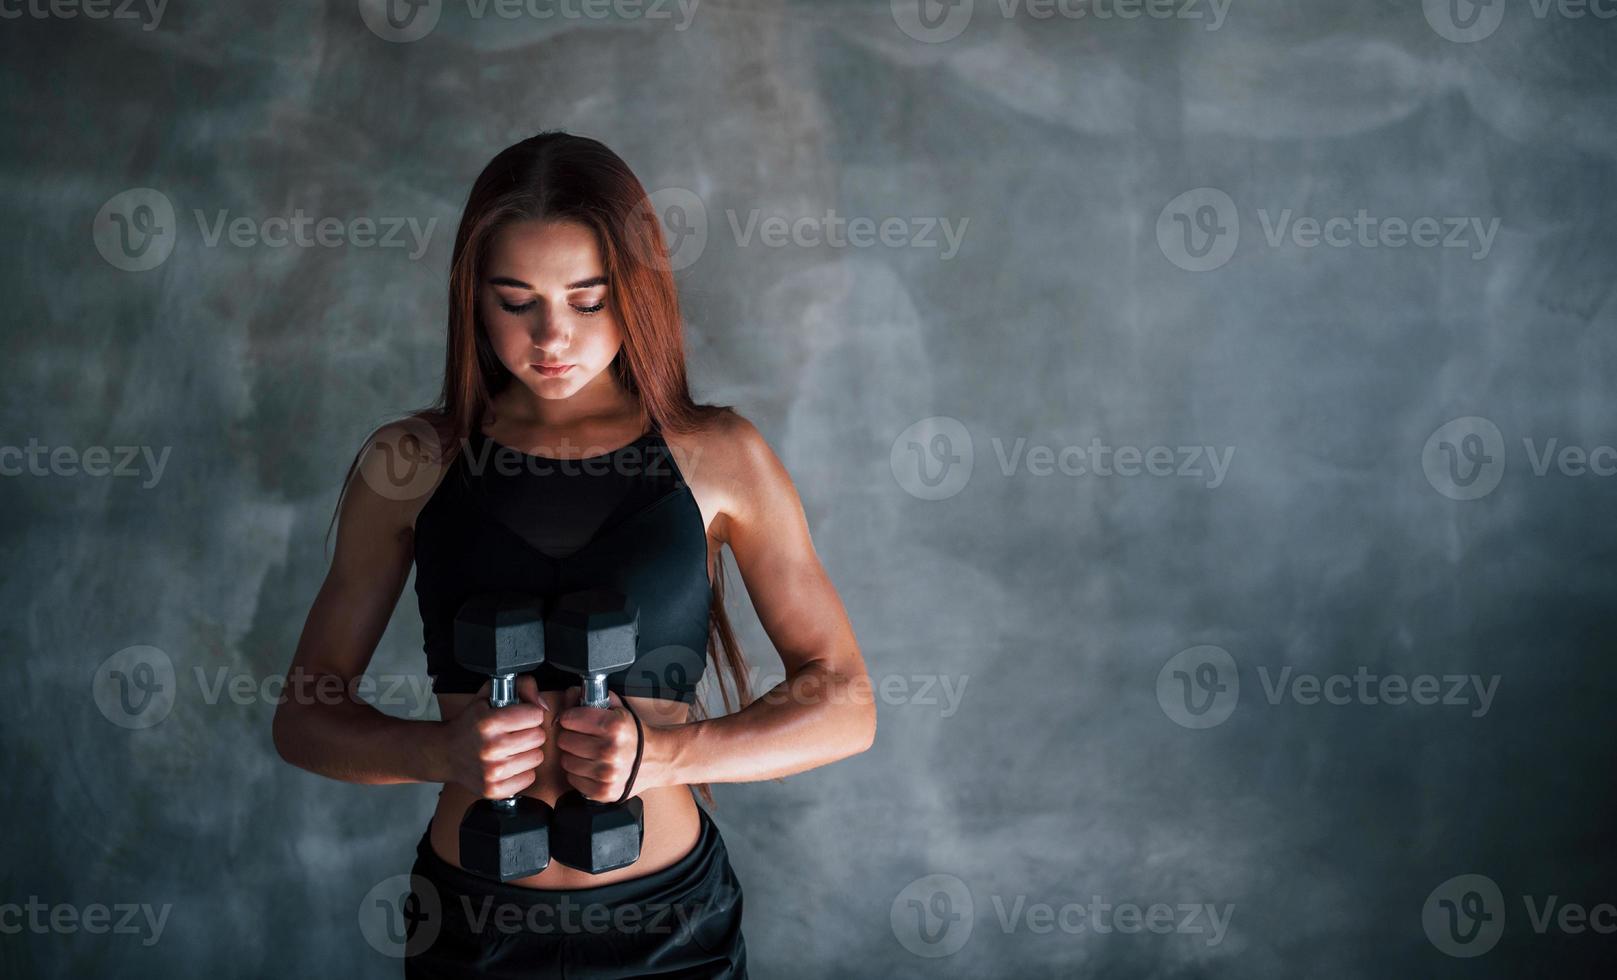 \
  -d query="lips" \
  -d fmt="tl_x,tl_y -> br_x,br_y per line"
532,363 -> 573,377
